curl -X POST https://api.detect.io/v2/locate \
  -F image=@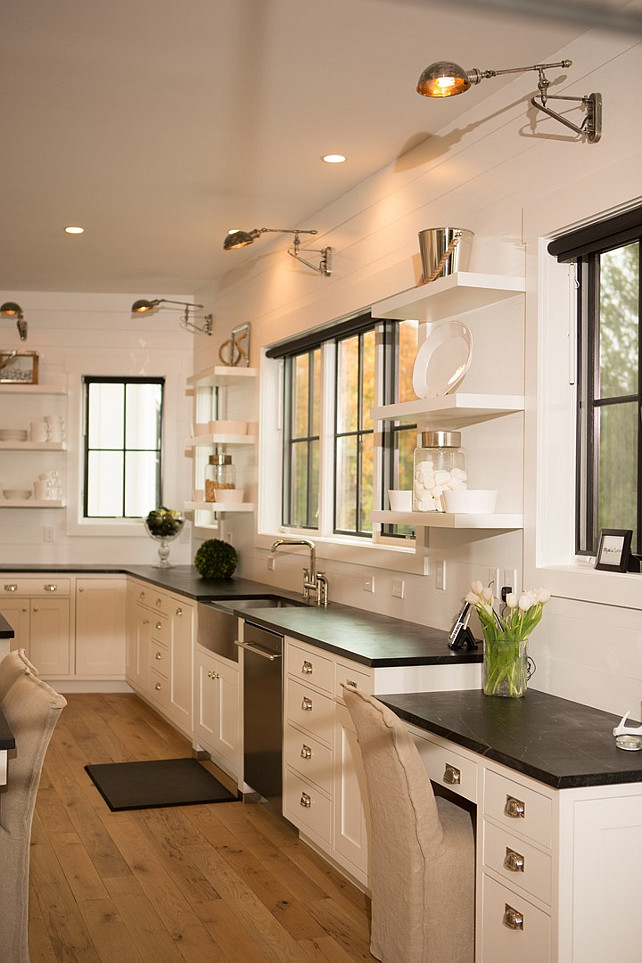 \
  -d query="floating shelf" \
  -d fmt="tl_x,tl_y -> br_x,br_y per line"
0,383 -> 67,395
184,501 -> 255,514
0,499 -> 65,508
371,509 -> 523,530
372,393 -> 524,428
186,433 -> 256,448
371,272 -> 525,322
0,441 -> 66,451
187,366 -> 257,388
